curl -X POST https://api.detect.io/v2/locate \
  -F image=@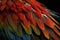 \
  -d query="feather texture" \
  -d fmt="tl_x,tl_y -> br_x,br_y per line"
0,0 -> 60,40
